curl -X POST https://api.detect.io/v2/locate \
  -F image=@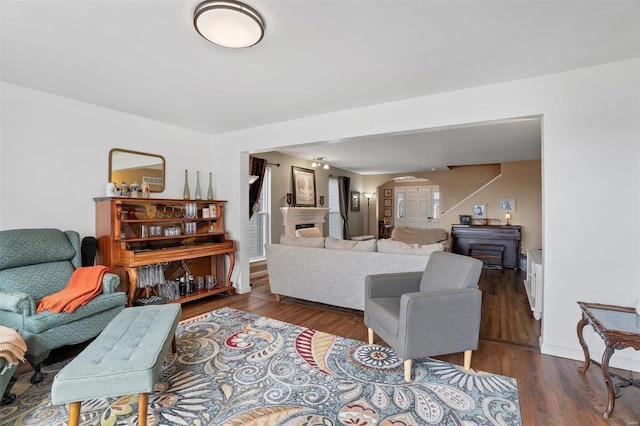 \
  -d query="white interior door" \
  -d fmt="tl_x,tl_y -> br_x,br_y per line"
402,186 -> 440,229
